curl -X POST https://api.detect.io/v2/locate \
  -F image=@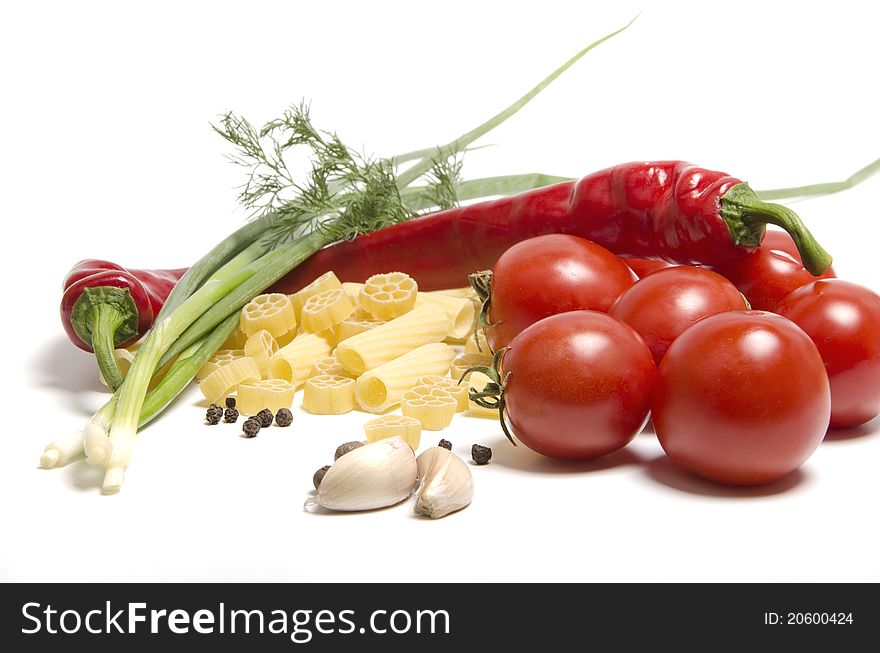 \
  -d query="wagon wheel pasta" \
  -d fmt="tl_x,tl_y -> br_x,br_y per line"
309,356 -> 355,379
243,330 -> 279,377
417,374 -> 469,412
237,378 -> 296,415
240,293 -> 297,338
196,349 -> 245,381
301,288 -> 355,333
289,271 -> 343,320
363,414 -> 421,450
449,353 -> 493,382
334,314 -> 385,343
358,272 -> 418,320
401,385 -> 457,431
303,374 -> 357,415
269,332 -> 334,388
198,356 -> 261,405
